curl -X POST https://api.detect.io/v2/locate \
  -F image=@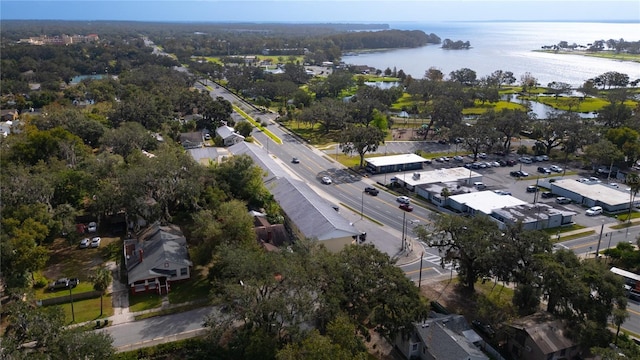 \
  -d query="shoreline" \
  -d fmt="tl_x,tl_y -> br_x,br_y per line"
533,49 -> 640,63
